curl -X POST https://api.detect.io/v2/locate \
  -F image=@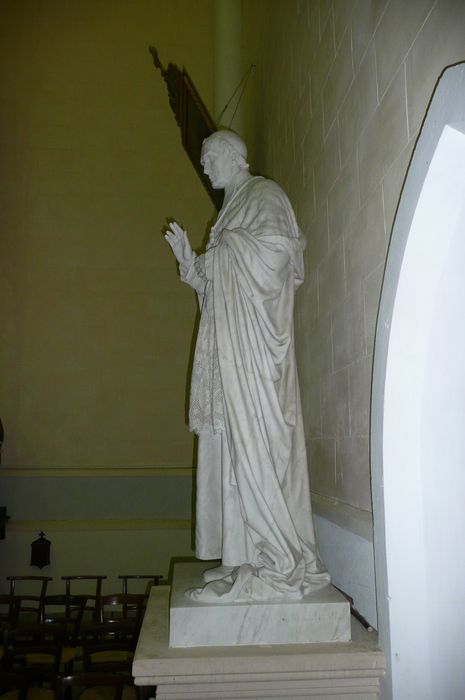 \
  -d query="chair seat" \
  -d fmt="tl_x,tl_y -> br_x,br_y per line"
56,672 -> 136,700
0,690 -> 54,700
2,638 -> 61,689
23,653 -> 55,665
60,646 -> 79,666
0,688 -> 55,700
